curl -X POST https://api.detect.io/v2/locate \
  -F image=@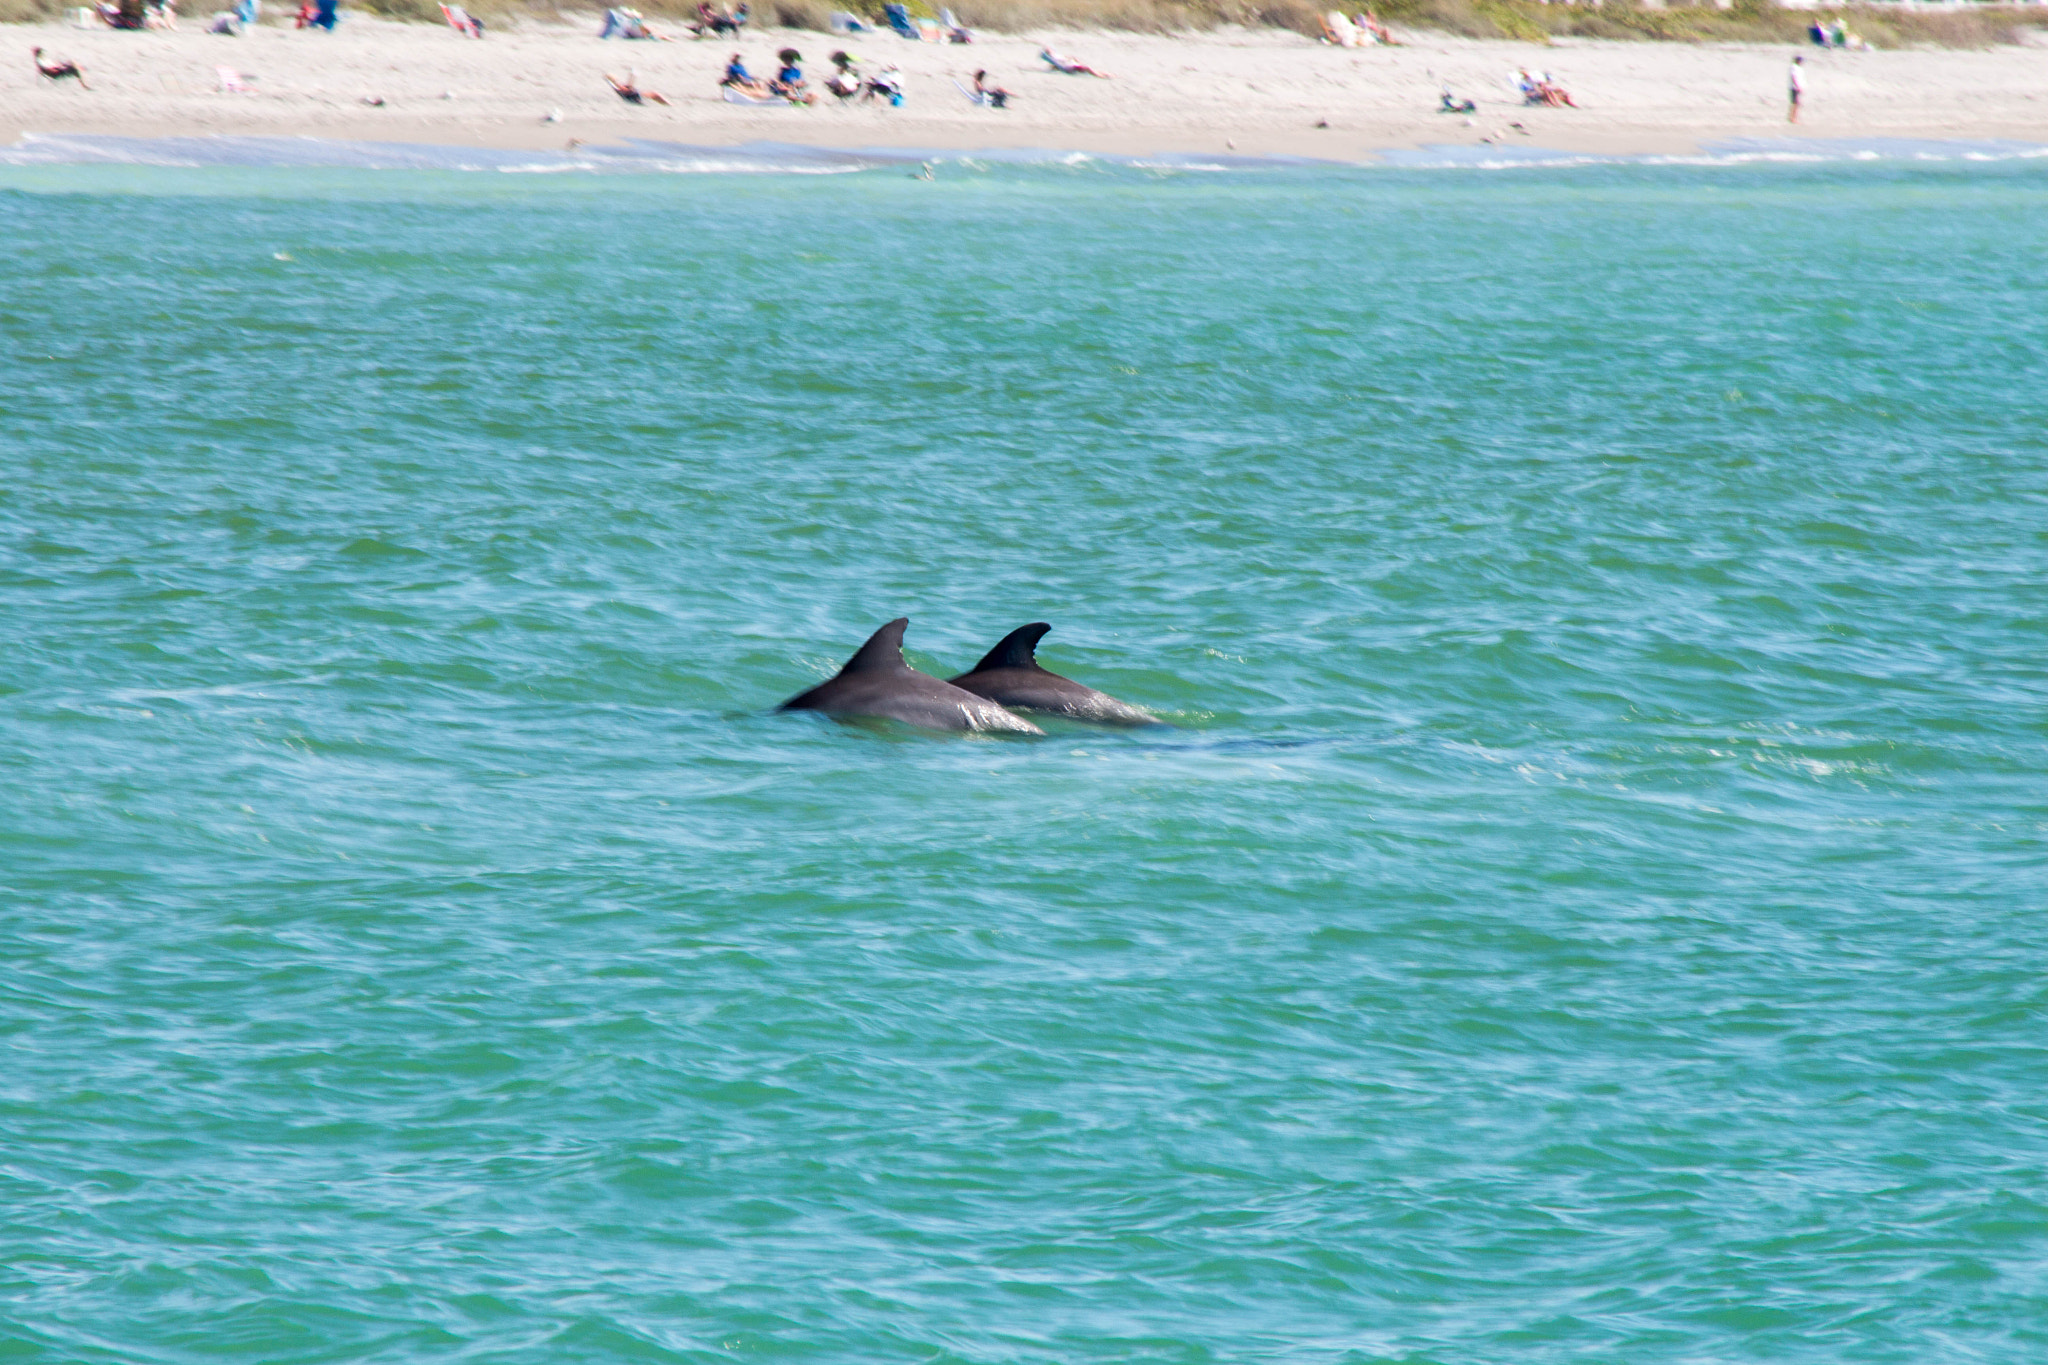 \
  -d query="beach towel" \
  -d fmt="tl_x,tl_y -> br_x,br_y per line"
950,77 -> 987,106
721,86 -> 781,104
